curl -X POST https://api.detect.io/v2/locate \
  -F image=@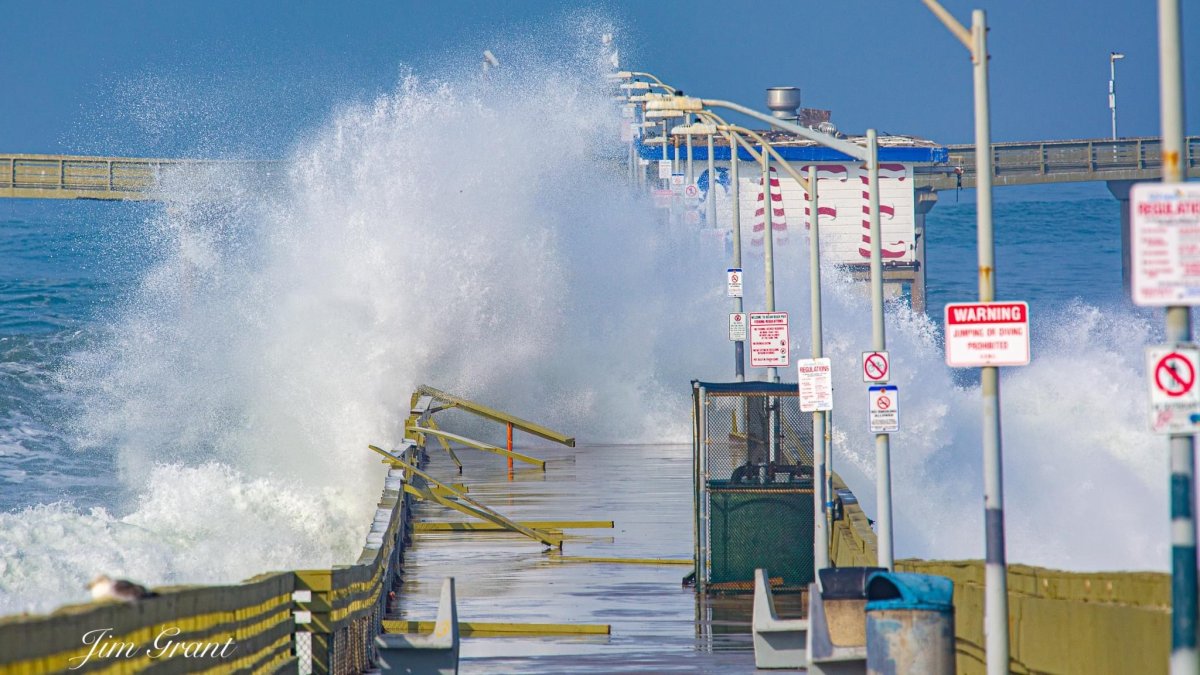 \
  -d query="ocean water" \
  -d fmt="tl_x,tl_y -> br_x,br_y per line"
0,29 -> 1187,615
